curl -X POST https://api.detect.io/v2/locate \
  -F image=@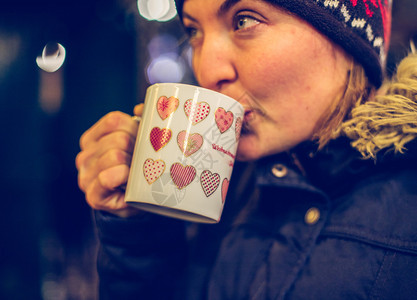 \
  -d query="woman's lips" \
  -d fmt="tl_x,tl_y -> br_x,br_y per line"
242,109 -> 256,134
236,92 -> 268,135
244,109 -> 255,122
